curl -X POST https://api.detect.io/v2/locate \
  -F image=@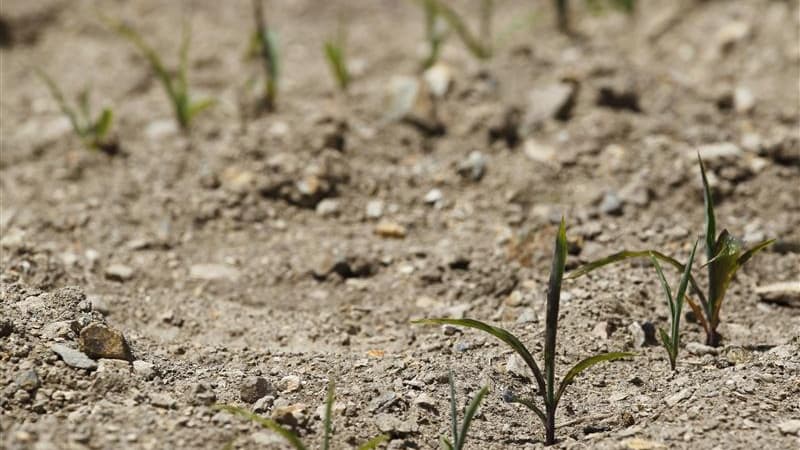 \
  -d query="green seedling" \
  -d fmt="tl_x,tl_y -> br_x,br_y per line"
218,380 -> 387,450
251,0 -> 280,111
441,371 -> 488,450
651,241 -> 697,371
36,70 -> 115,153
414,0 -> 492,69
569,155 -> 774,347
415,219 -> 633,446
554,0 -> 635,33
323,20 -> 350,91
106,17 -> 213,130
